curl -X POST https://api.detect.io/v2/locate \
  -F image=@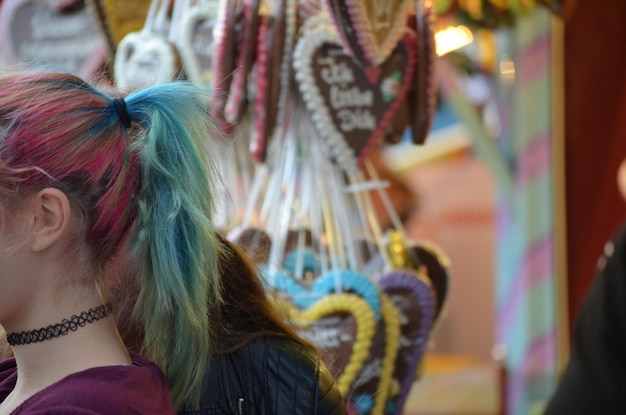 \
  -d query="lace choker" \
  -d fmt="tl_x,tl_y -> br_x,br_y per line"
5,304 -> 113,346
